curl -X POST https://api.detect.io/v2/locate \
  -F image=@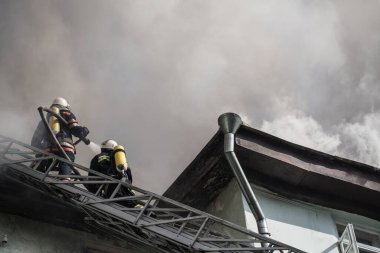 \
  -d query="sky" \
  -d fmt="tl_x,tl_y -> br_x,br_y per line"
0,0 -> 380,194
